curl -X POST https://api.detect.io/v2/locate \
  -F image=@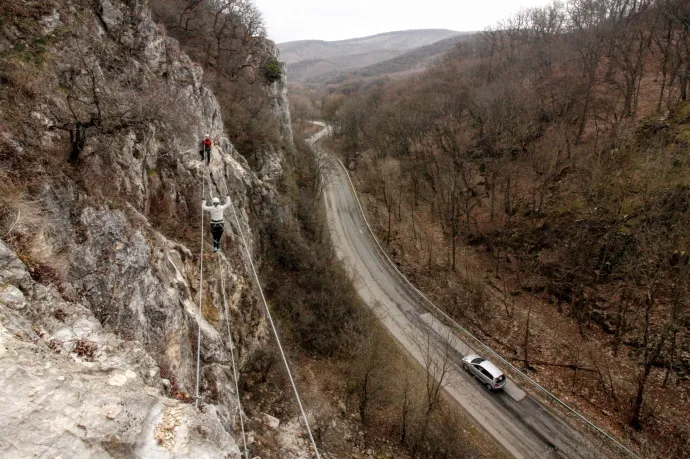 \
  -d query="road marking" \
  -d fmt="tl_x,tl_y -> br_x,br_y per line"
419,313 -> 527,402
